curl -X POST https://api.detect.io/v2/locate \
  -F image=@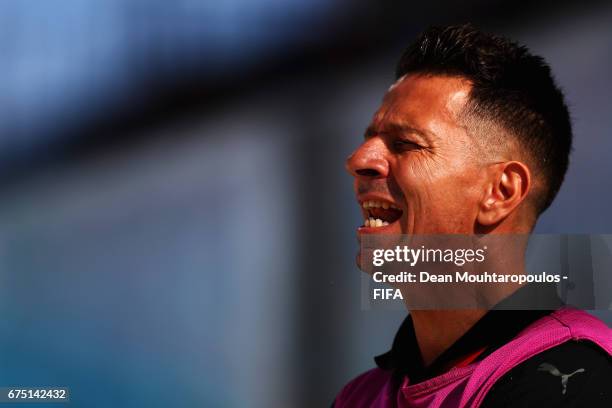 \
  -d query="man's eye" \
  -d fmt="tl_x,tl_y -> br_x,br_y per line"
393,140 -> 420,151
